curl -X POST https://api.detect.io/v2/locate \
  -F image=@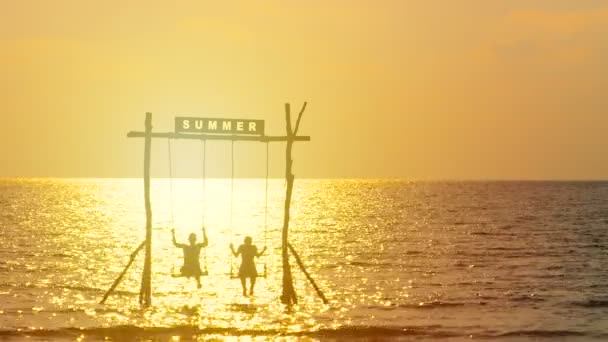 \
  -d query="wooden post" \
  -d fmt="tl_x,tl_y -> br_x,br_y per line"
280,103 -> 297,305
140,112 -> 153,306
280,102 -> 307,305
